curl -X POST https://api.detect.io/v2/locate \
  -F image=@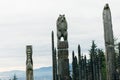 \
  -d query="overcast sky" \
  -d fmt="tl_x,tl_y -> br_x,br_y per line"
0,0 -> 120,72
